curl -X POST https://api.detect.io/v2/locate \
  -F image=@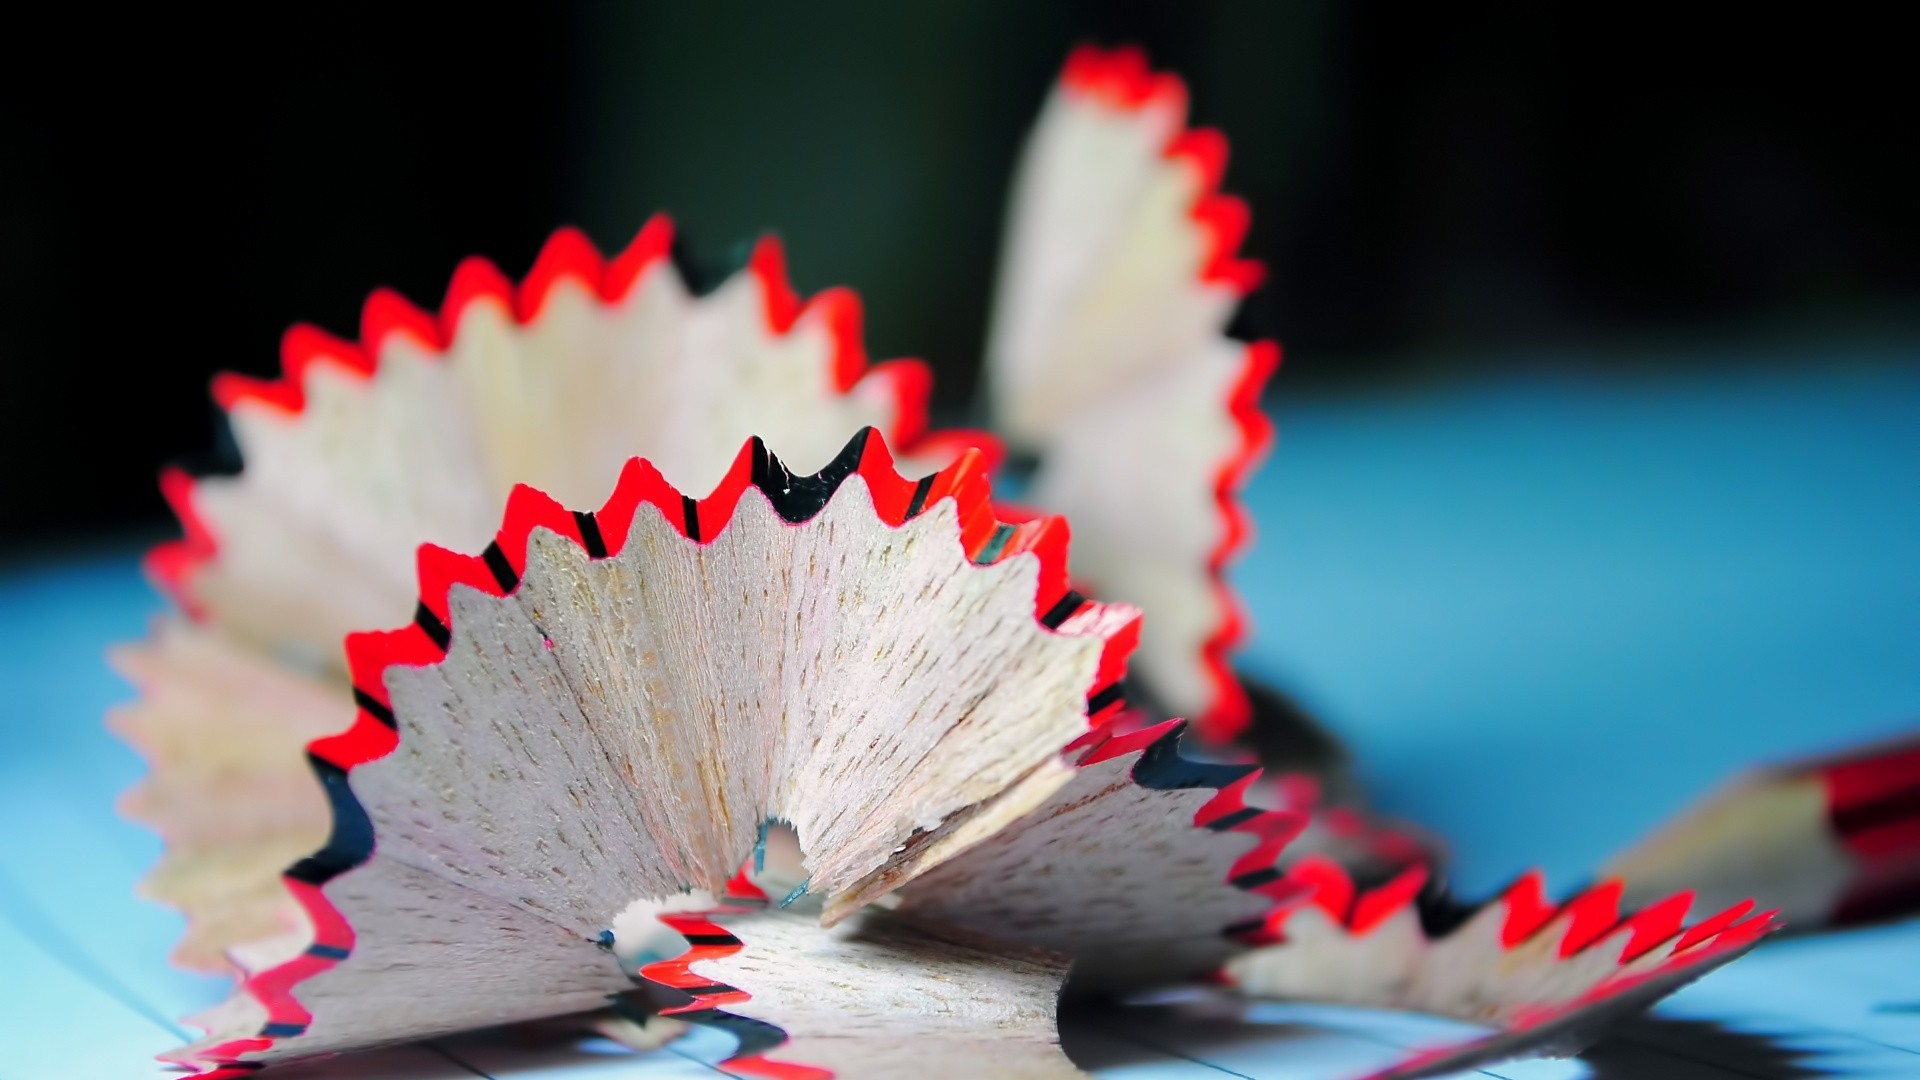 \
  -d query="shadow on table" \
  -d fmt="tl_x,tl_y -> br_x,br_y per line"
1060,993 -> 1836,1079
1585,1016 -> 1832,1079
